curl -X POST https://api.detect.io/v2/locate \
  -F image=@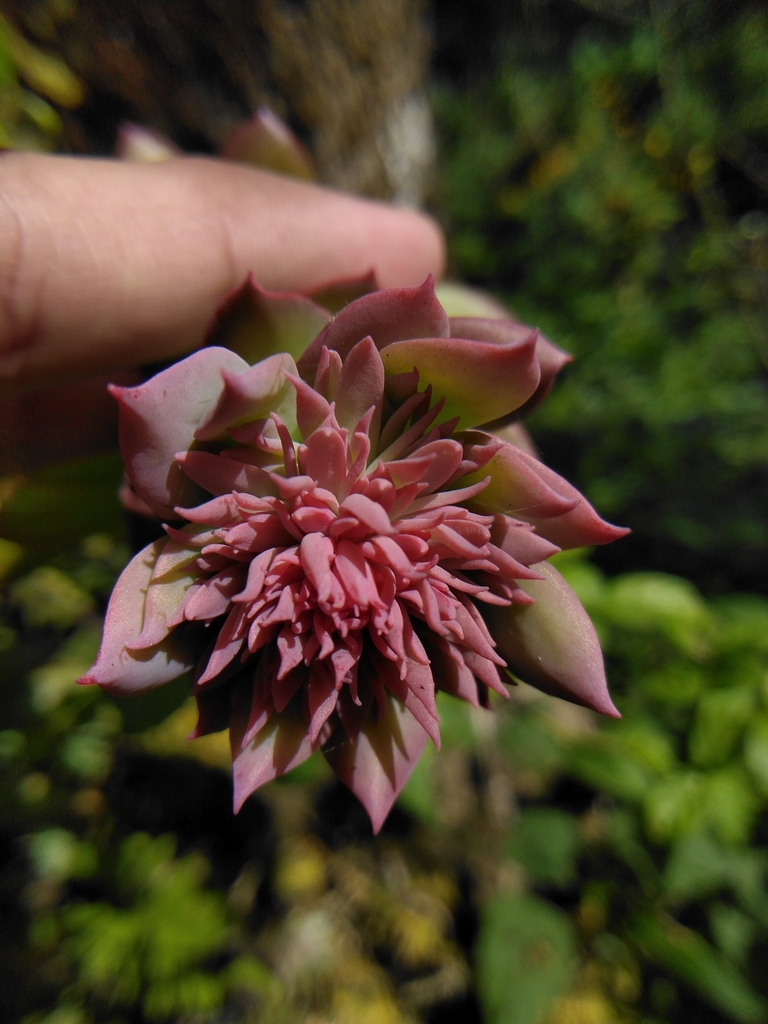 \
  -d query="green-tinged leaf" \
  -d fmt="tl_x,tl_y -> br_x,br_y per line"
107,672 -> 191,734
506,808 -> 582,887
220,106 -> 316,180
630,912 -> 766,1023
380,333 -> 540,429
488,562 -> 619,718
206,276 -> 330,364
435,281 -> 512,319
552,554 -> 606,613
476,891 -> 577,1024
